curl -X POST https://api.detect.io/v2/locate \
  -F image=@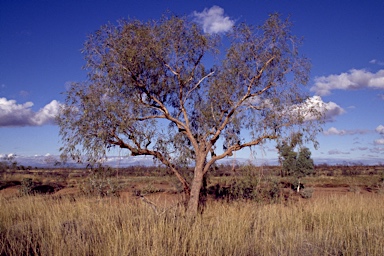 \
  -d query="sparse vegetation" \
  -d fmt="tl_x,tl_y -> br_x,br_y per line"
79,166 -> 121,197
1,193 -> 383,255
1,164 -> 384,255
299,187 -> 314,198
19,178 -> 33,196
